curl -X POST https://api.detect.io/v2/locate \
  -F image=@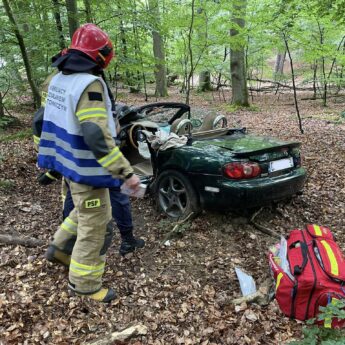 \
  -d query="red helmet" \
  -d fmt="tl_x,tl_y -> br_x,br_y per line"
70,23 -> 114,68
